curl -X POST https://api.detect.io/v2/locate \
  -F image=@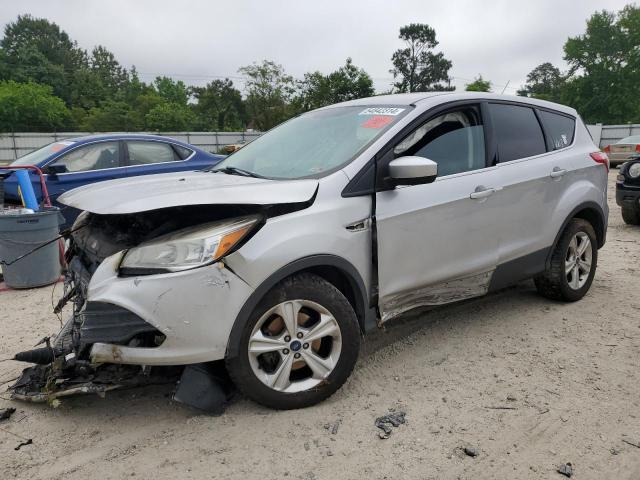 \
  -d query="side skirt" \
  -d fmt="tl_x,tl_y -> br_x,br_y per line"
488,247 -> 550,292
378,247 -> 551,324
